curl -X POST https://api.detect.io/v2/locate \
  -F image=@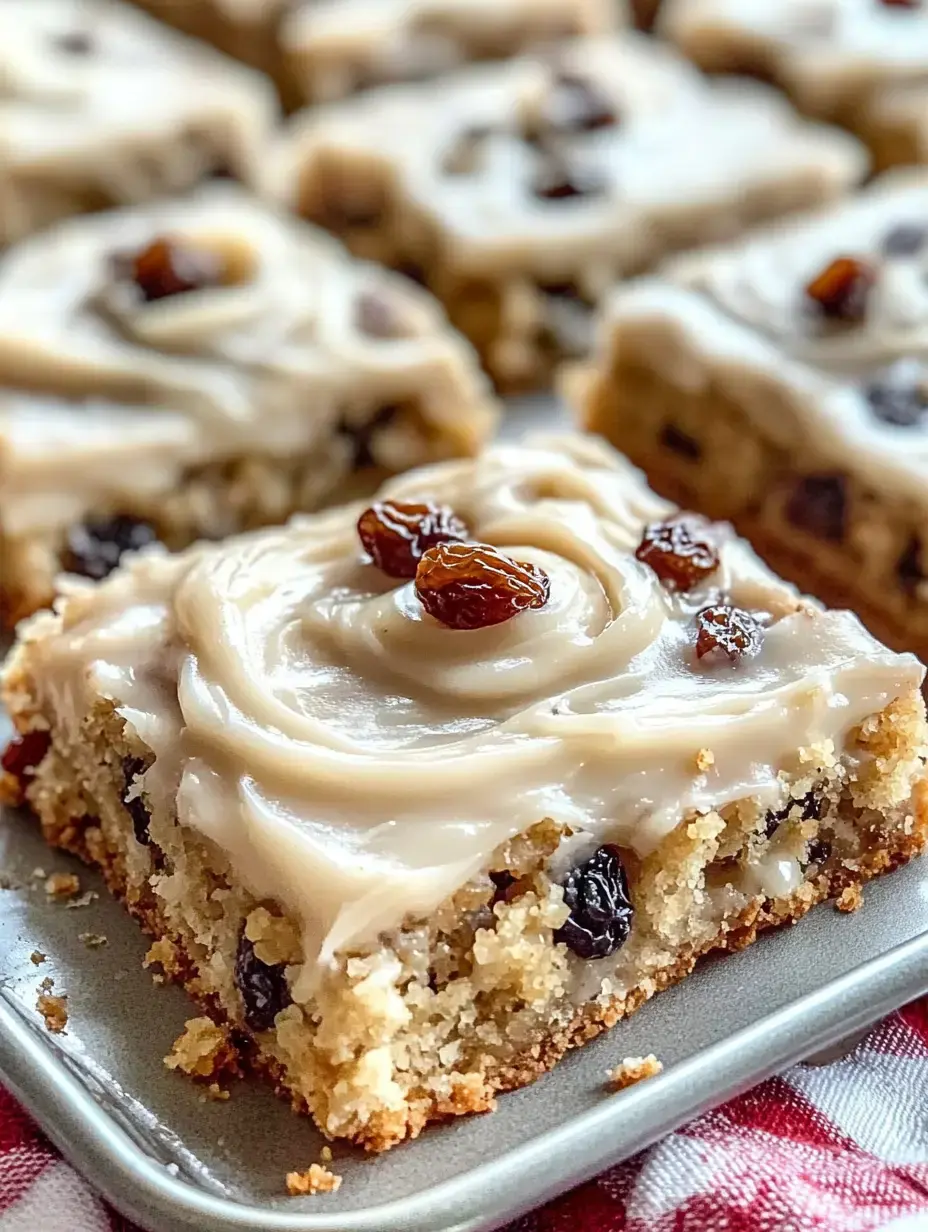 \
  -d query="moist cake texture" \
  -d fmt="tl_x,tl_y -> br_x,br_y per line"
661,0 -> 928,169
271,32 -> 867,391
576,169 -> 928,658
129,0 -> 619,108
0,0 -> 277,247
4,433 -> 926,1151
0,185 -> 497,626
